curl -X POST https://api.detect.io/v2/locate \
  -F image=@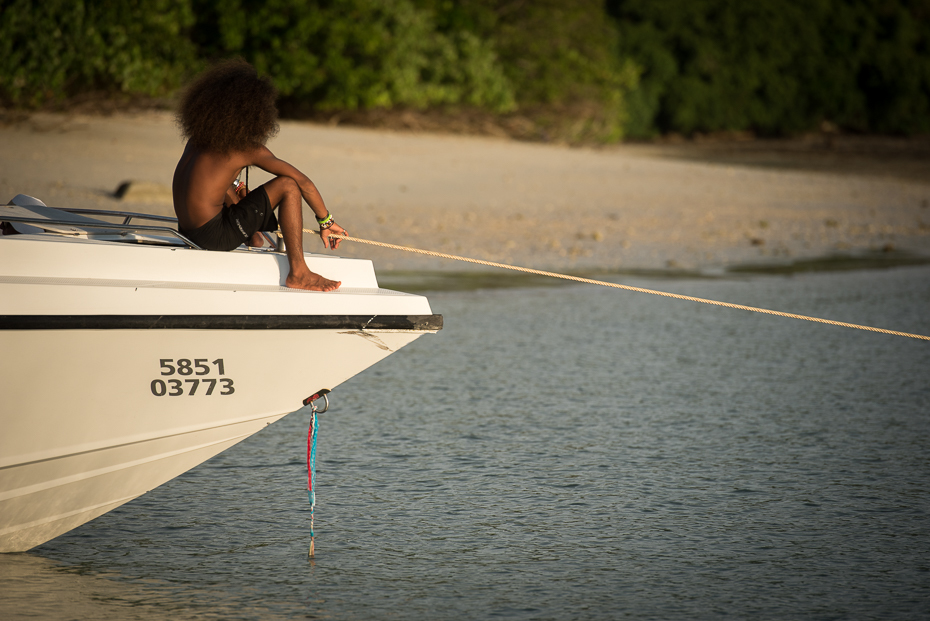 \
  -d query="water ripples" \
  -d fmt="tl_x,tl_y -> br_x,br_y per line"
4,266 -> 929,620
